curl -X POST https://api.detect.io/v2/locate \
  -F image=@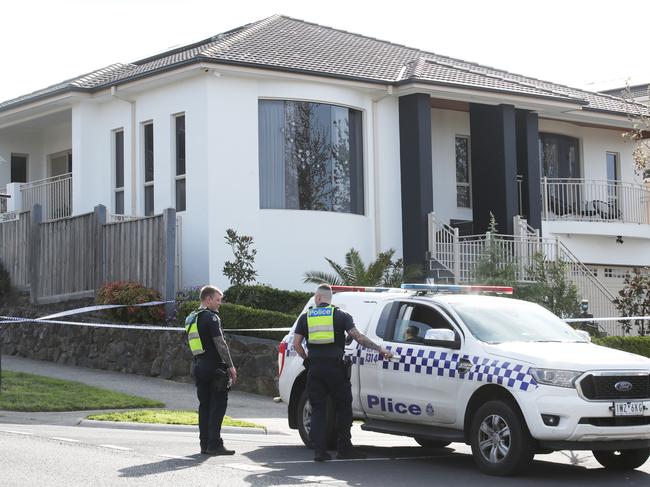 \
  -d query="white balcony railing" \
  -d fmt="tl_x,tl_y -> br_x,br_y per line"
21,173 -> 72,221
541,177 -> 650,224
